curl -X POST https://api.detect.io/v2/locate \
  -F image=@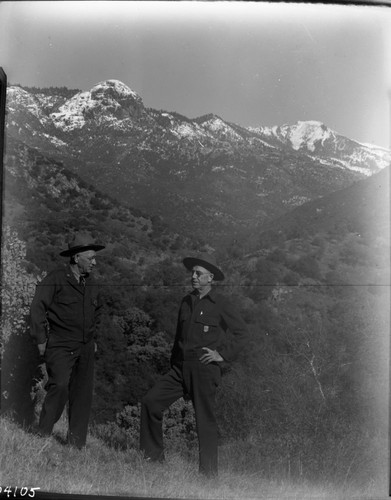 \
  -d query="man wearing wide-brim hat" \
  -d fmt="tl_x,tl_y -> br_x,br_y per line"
140,253 -> 248,477
30,232 -> 105,448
